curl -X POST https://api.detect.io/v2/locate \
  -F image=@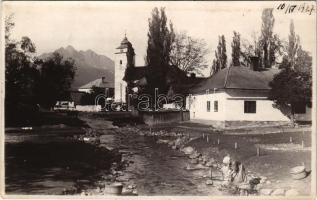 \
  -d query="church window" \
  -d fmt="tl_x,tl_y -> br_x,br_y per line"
120,60 -> 122,65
